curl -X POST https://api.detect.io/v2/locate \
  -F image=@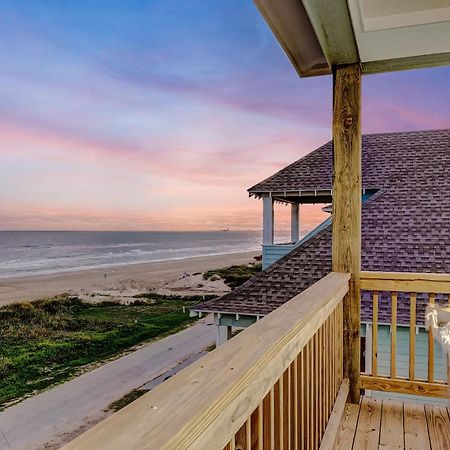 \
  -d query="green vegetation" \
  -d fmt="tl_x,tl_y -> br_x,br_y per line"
203,262 -> 262,289
133,293 -> 216,302
108,388 -> 148,412
0,295 -> 200,409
